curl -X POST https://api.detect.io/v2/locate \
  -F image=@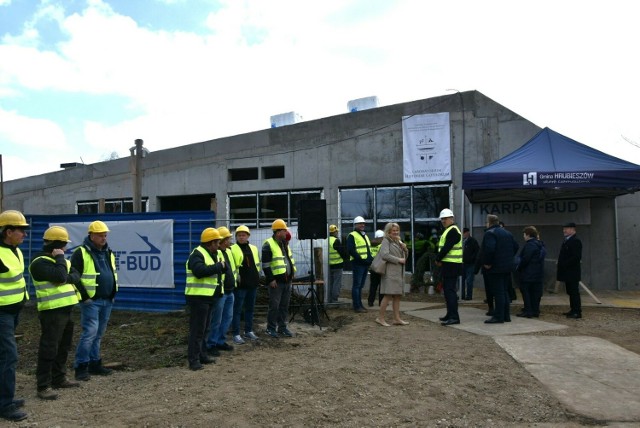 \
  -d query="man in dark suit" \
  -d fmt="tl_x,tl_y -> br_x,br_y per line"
557,222 -> 583,319
480,215 -> 519,324
462,227 -> 479,300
